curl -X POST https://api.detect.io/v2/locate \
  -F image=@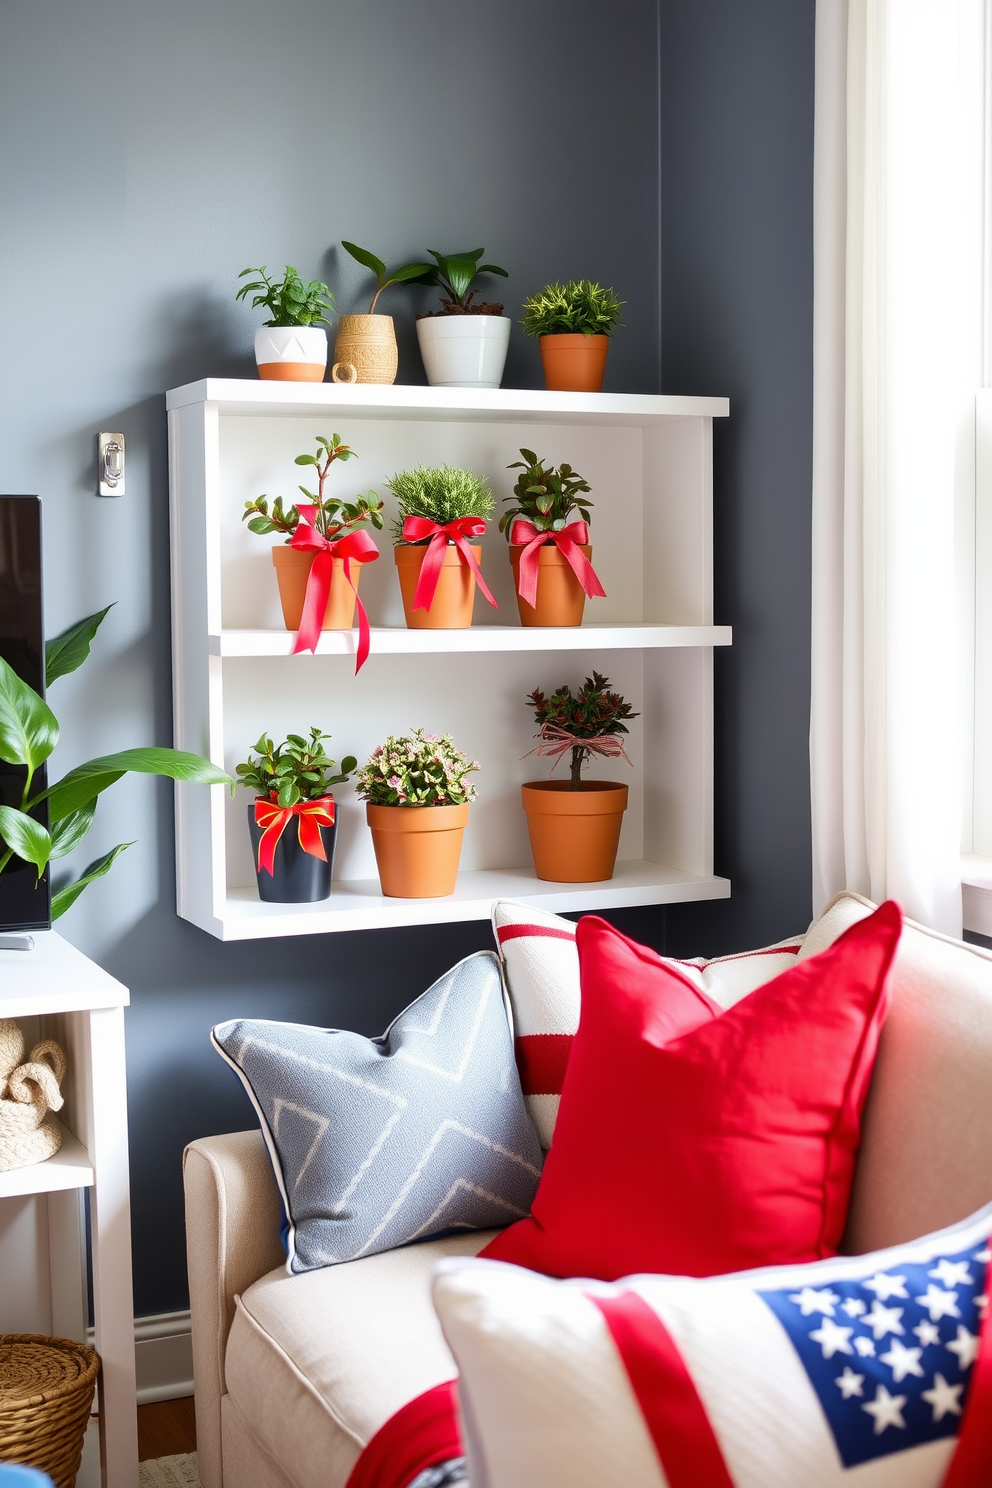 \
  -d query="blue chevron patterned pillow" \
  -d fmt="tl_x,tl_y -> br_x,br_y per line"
212,952 -> 543,1273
